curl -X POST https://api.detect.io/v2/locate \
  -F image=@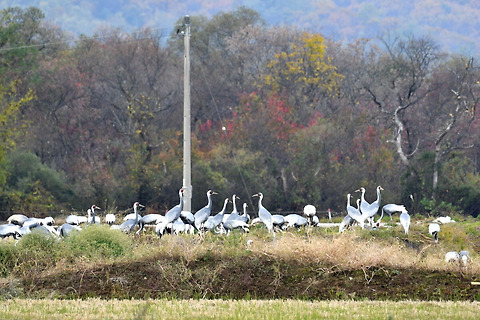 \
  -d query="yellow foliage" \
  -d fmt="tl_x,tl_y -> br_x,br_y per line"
263,33 -> 343,97
0,79 -> 35,150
